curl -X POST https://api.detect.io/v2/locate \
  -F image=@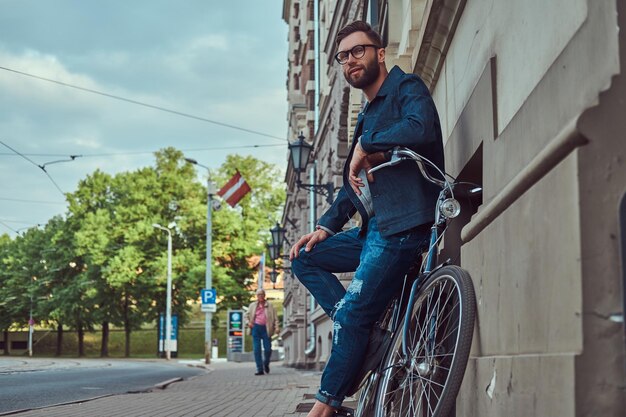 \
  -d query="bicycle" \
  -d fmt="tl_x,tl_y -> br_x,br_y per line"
336,146 -> 481,417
